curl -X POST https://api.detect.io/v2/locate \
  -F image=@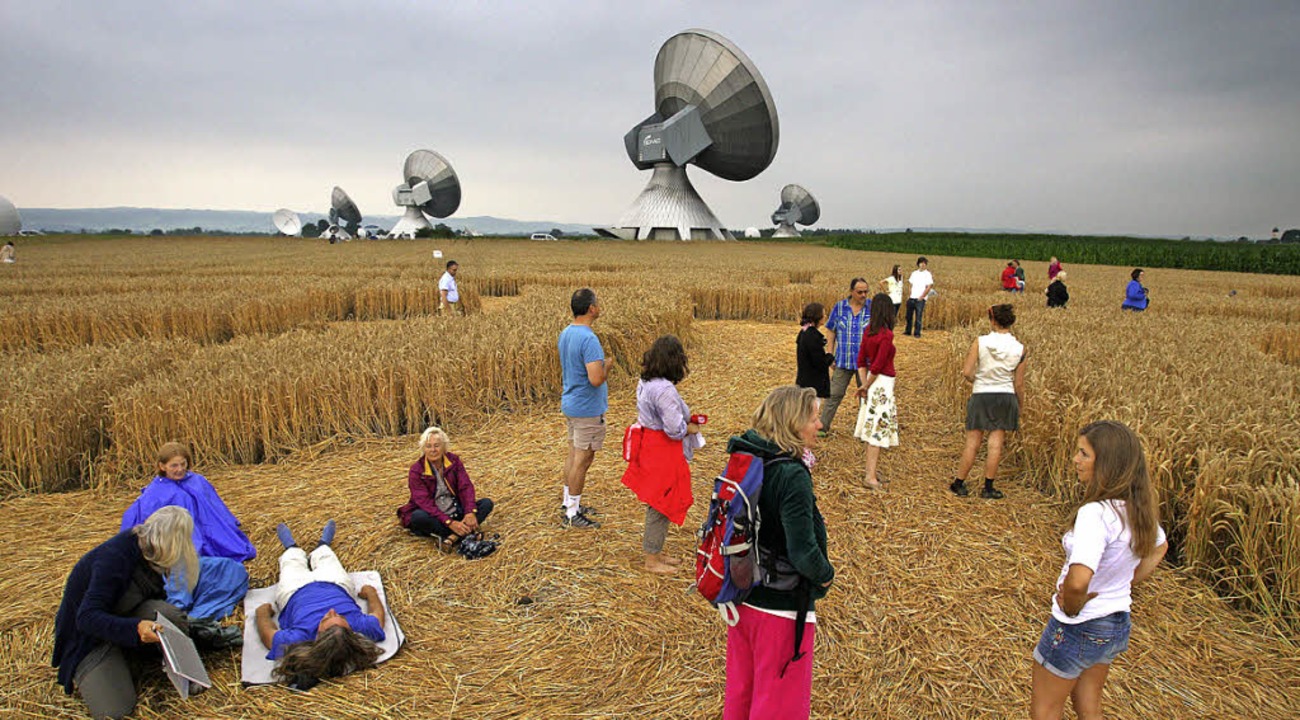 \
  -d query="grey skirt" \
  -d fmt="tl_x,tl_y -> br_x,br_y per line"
966,392 -> 1019,431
